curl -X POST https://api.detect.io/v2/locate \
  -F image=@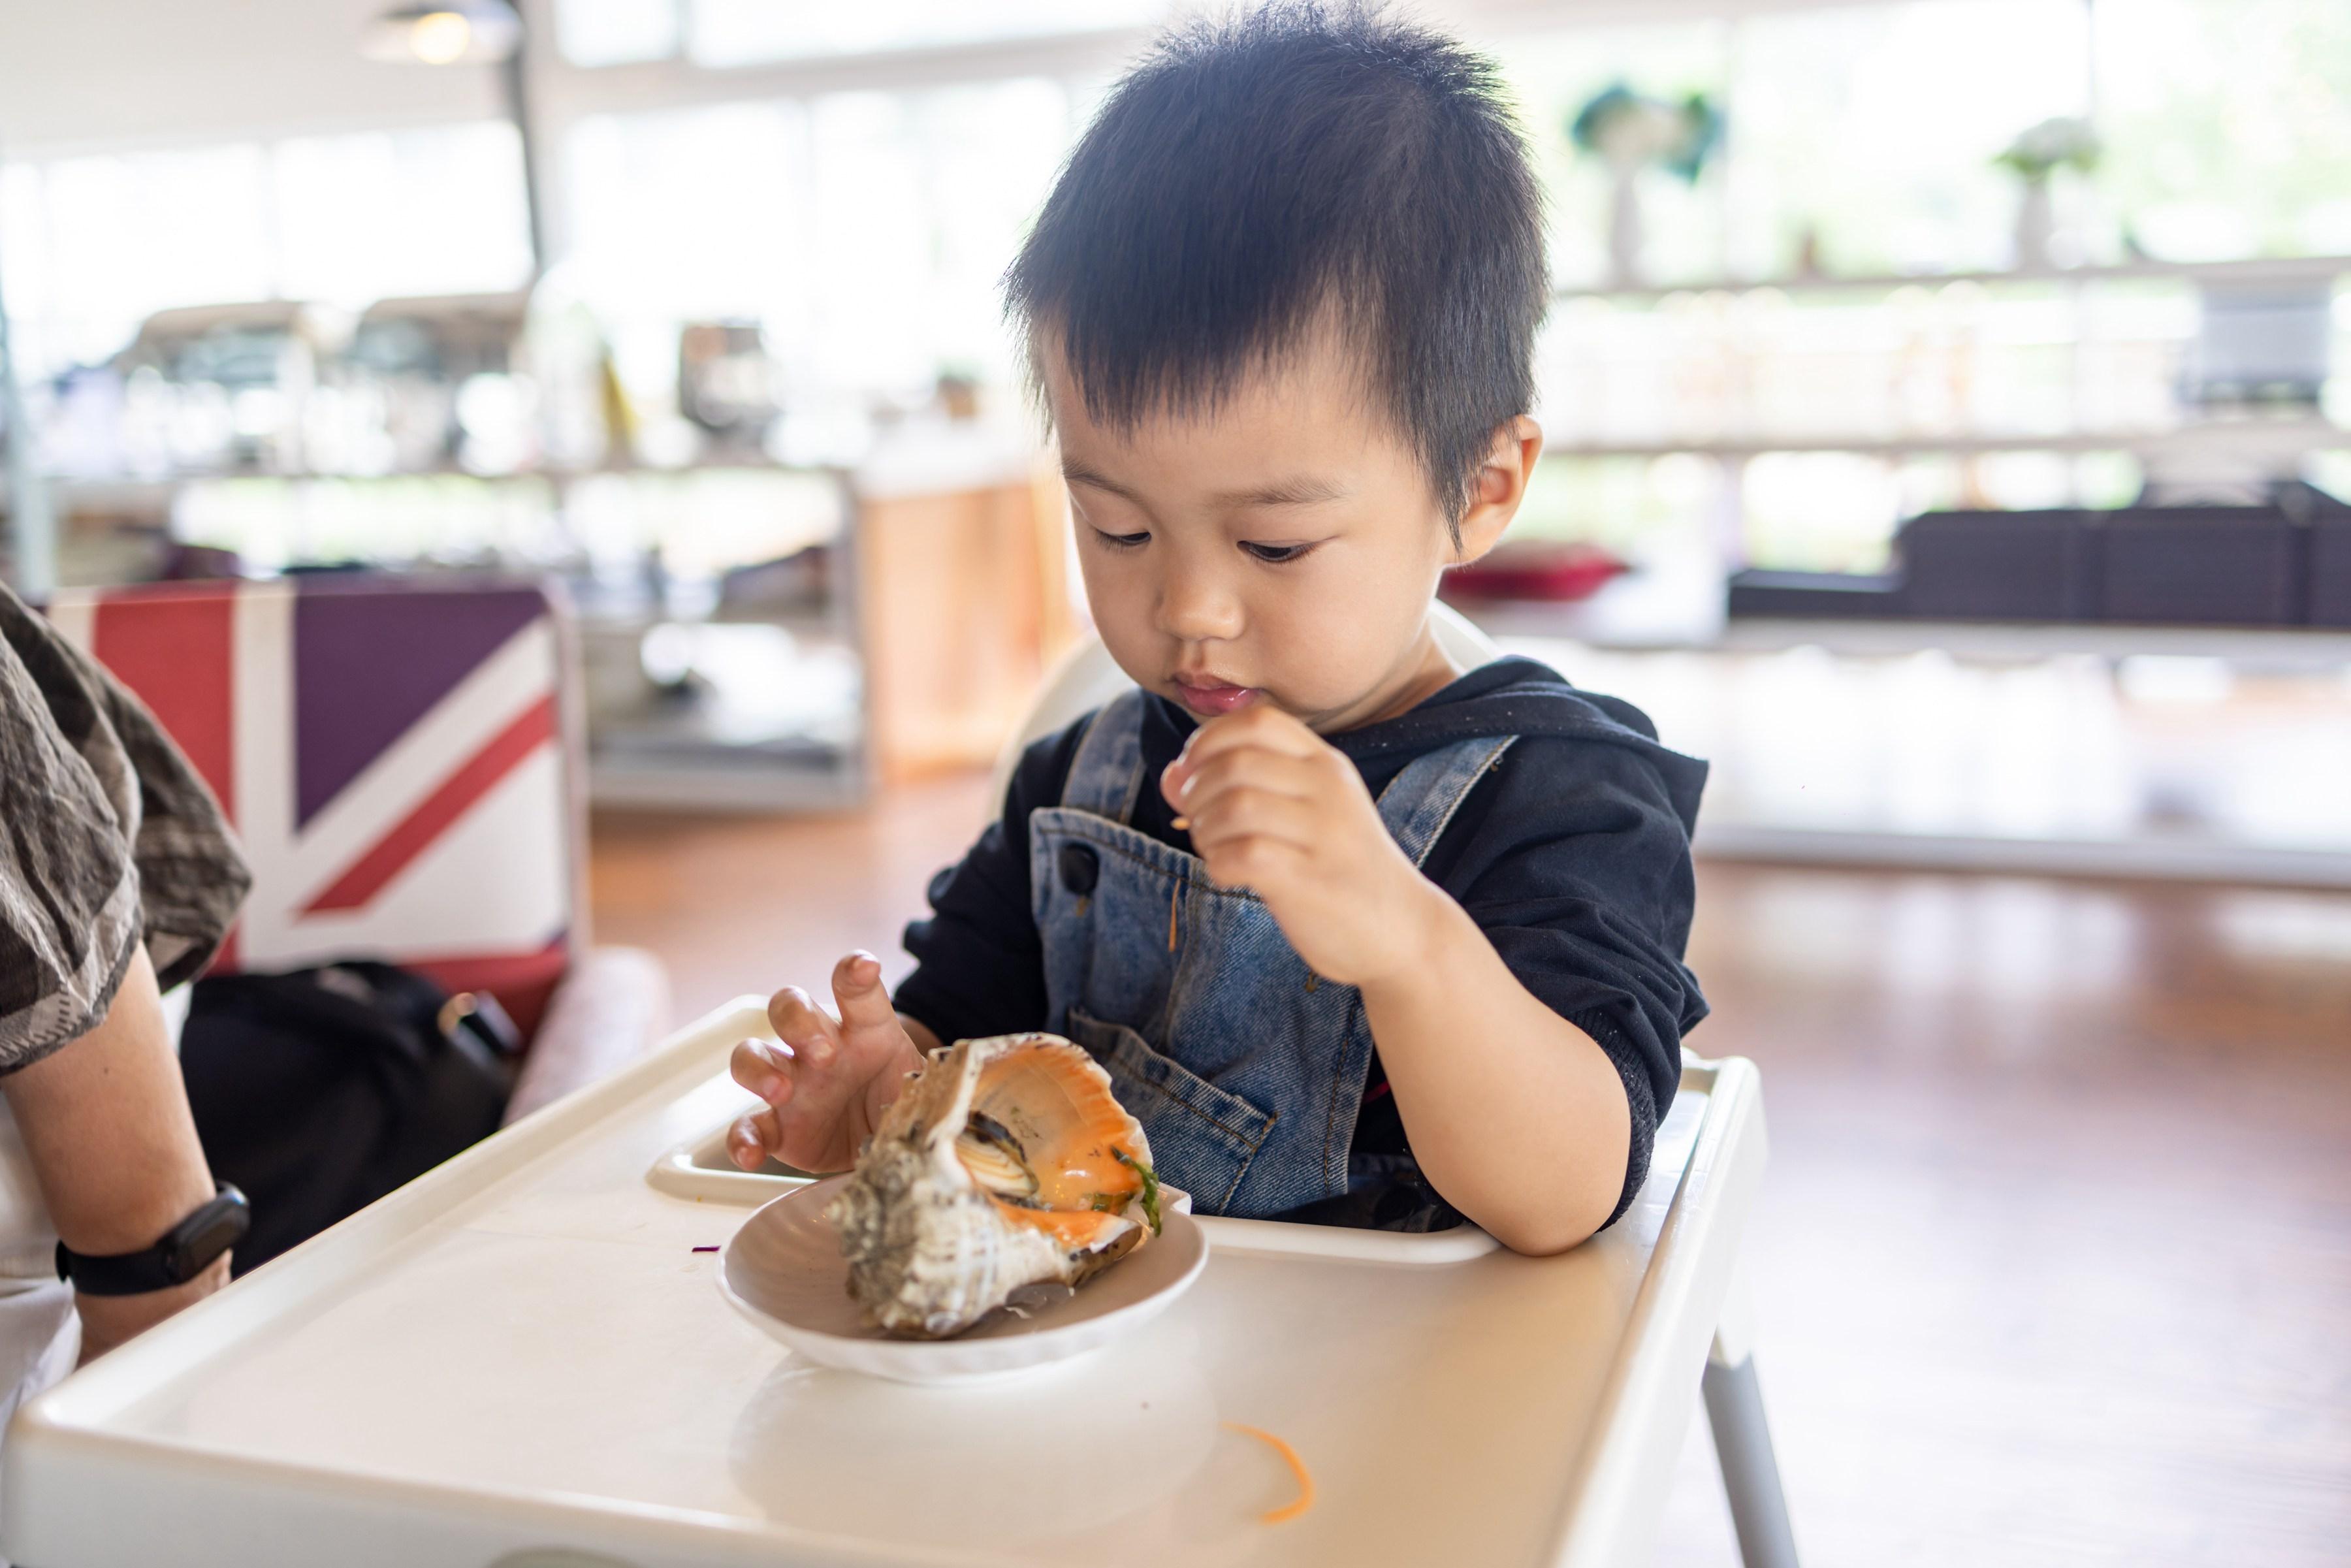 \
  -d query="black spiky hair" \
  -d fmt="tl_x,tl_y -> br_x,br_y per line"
1006,3 -> 1548,530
